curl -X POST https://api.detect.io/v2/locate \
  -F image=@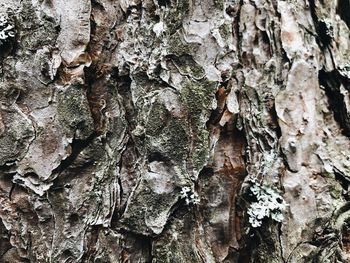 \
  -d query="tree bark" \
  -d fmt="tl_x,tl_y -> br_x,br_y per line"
0,0 -> 350,262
